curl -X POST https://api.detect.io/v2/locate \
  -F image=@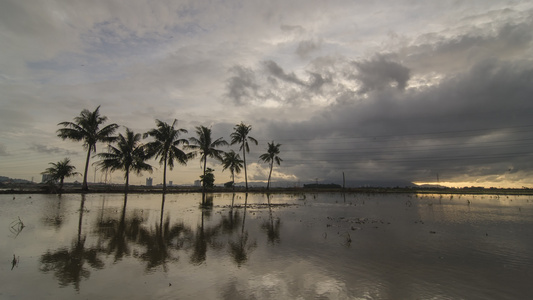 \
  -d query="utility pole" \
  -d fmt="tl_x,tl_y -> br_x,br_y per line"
343,172 -> 345,189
